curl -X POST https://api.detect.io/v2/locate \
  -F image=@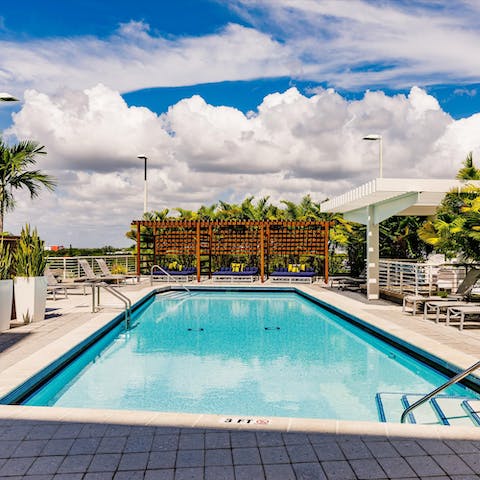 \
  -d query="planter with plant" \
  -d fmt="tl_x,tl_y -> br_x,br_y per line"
13,225 -> 48,324
0,239 -> 13,331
